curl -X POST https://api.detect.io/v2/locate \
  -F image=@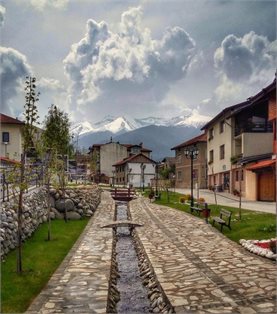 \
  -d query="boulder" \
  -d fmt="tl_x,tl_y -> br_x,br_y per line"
66,212 -> 81,220
55,199 -> 75,212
